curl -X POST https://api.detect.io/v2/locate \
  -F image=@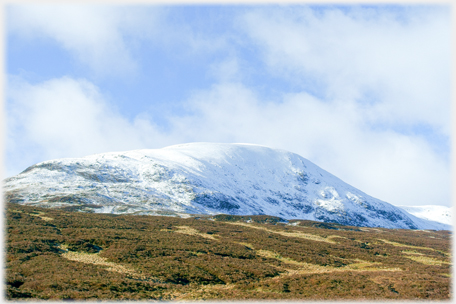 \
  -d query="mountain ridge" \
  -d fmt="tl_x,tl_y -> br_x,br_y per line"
4,142 -> 450,230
